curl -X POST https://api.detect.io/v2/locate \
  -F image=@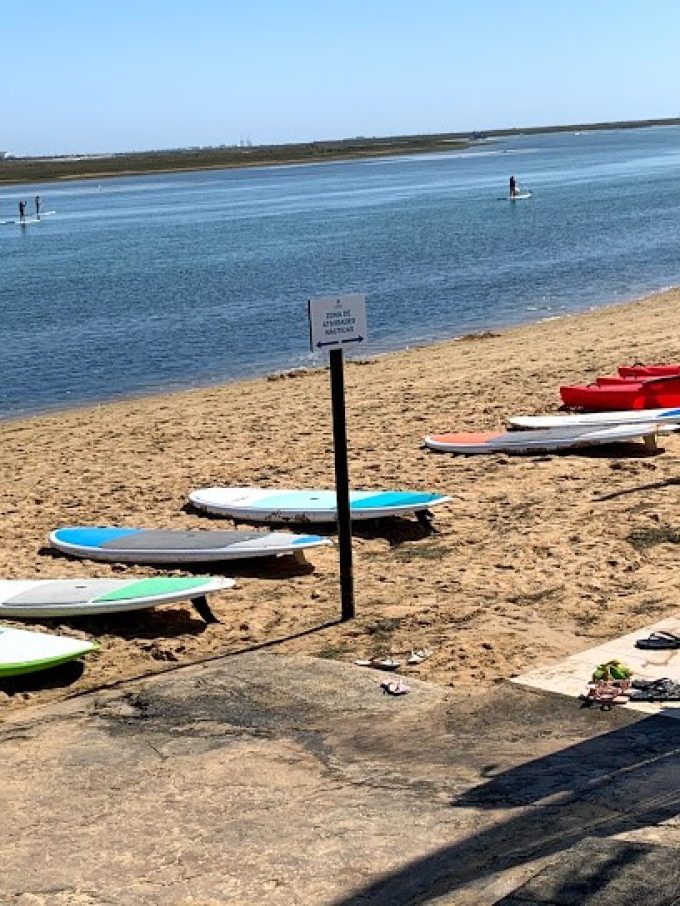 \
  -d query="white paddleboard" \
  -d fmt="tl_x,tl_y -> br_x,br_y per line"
50,526 -> 331,563
2,218 -> 41,226
0,626 -> 96,677
0,577 -> 234,618
189,487 -> 451,523
509,192 -> 532,200
424,423 -> 659,454
0,211 -> 55,225
509,407 -> 680,430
